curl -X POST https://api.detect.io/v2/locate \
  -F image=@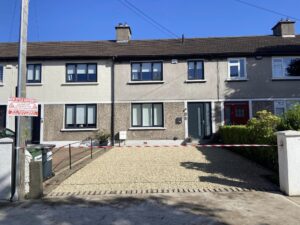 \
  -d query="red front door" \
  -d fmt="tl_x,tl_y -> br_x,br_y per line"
224,102 -> 249,125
